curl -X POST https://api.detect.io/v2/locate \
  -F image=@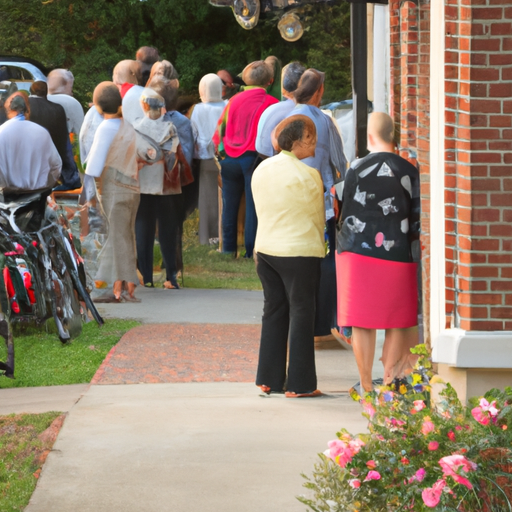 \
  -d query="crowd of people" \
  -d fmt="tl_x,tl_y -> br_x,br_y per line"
0,46 -> 421,398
